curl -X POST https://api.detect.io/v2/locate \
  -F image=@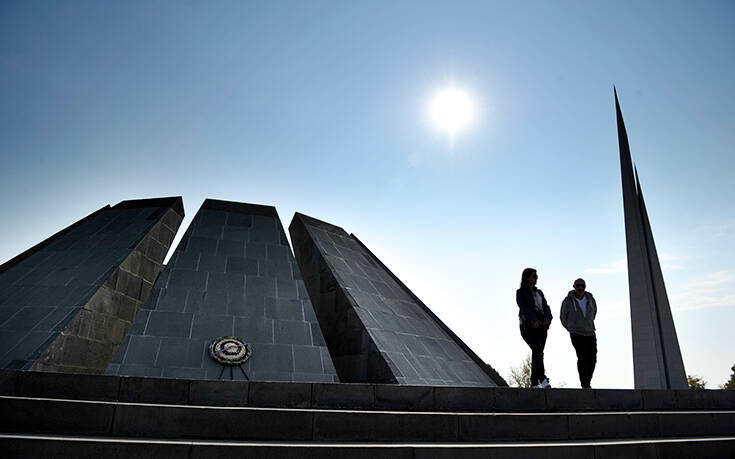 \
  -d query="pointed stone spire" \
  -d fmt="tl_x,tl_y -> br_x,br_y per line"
615,90 -> 687,389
